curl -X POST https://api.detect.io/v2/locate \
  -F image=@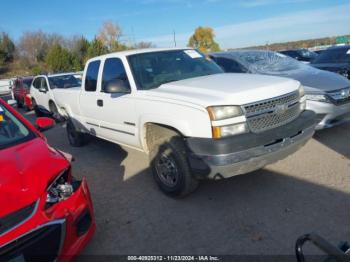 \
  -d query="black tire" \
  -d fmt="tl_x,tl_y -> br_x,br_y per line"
49,102 -> 64,122
16,98 -> 23,108
32,99 -> 43,117
149,135 -> 199,198
66,120 -> 88,147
